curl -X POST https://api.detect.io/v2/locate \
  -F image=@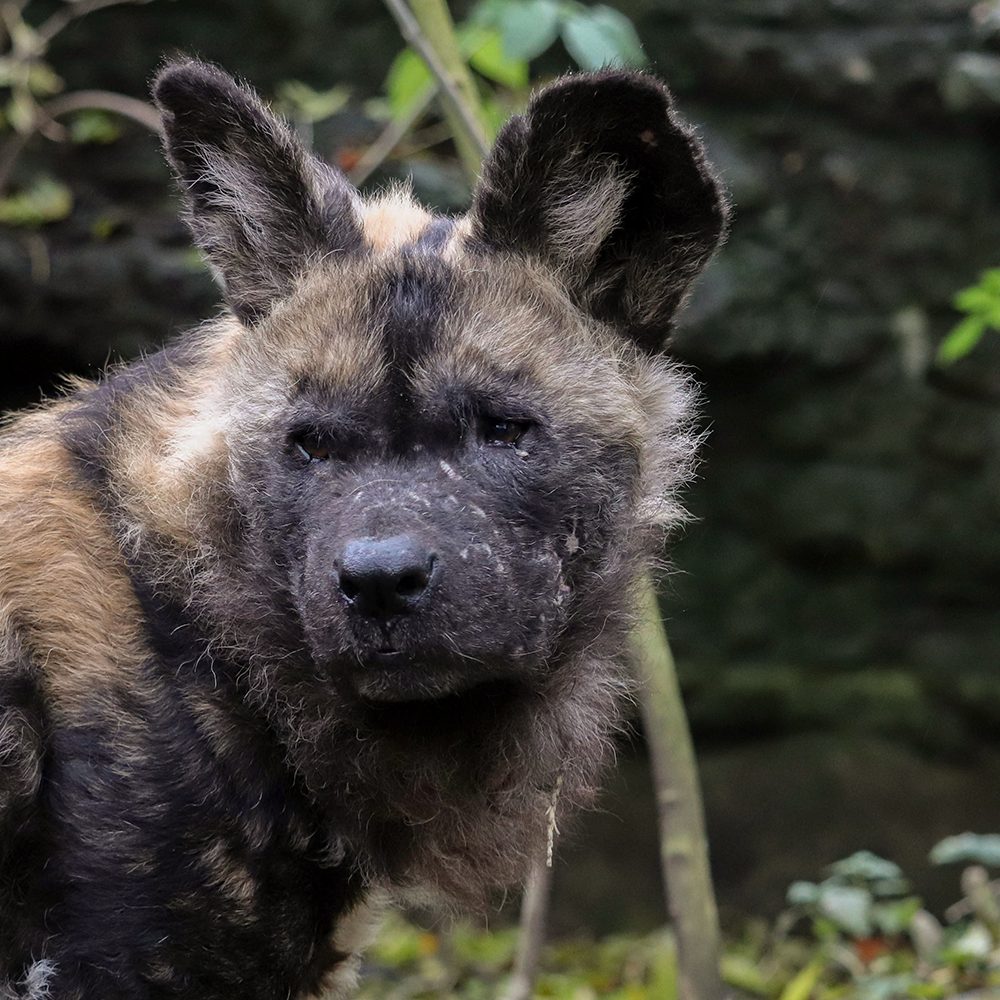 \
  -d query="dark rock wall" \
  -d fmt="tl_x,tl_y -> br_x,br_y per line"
636,0 -> 1000,917
2,0 -> 999,919
650,0 -> 1000,750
